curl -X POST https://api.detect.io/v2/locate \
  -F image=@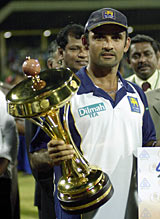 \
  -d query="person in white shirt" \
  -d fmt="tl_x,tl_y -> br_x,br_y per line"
0,89 -> 19,218
126,34 -> 160,92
